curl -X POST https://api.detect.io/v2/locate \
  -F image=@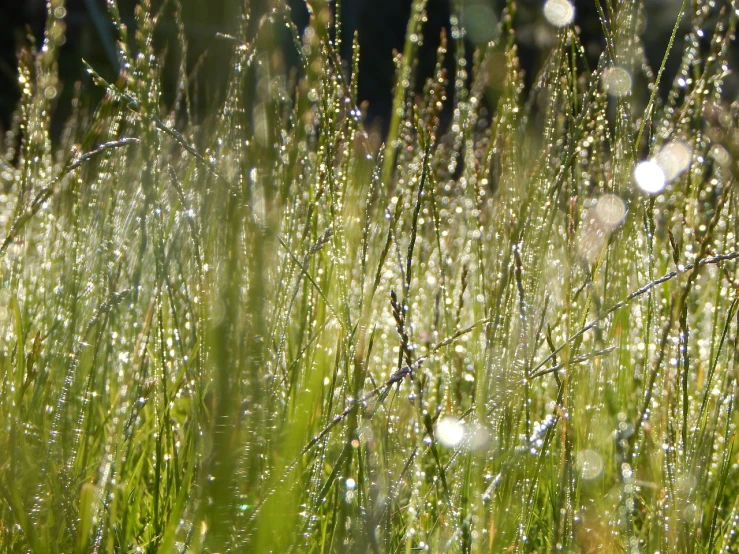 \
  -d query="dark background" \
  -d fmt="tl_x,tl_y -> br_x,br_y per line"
0,0 -> 729,141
